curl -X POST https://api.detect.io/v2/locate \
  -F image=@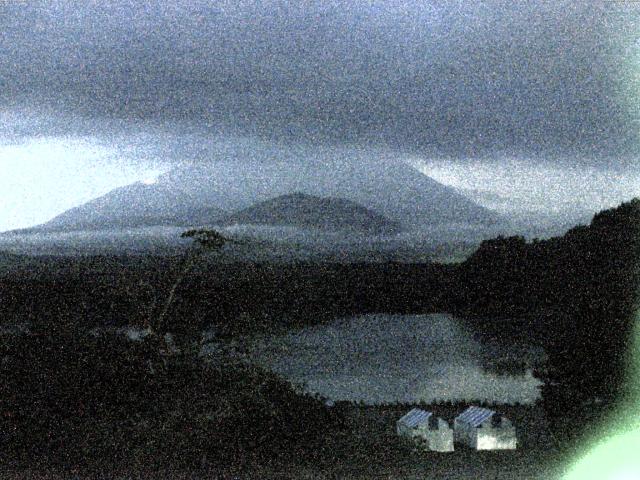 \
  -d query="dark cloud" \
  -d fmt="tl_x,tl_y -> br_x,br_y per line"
1,0 -> 638,166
